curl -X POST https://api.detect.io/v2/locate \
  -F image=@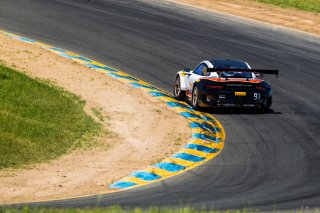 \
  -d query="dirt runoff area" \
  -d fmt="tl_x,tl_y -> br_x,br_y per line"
167,0 -> 320,36
0,33 -> 191,204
